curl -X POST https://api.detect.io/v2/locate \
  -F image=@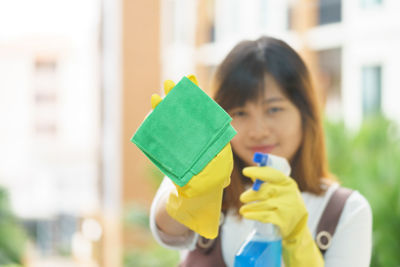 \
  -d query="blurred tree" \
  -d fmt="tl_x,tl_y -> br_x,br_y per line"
325,116 -> 400,266
123,165 -> 179,267
0,187 -> 27,266
123,202 -> 179,267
